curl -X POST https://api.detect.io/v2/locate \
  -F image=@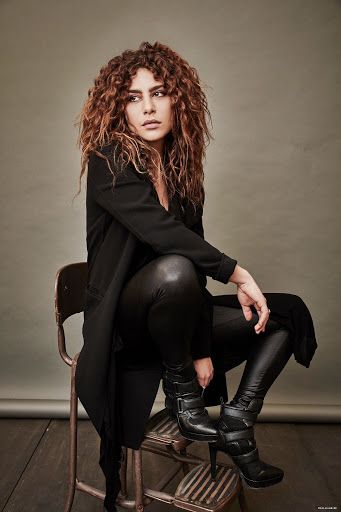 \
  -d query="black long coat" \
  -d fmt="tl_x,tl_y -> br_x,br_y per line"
75,143 -> 317,454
